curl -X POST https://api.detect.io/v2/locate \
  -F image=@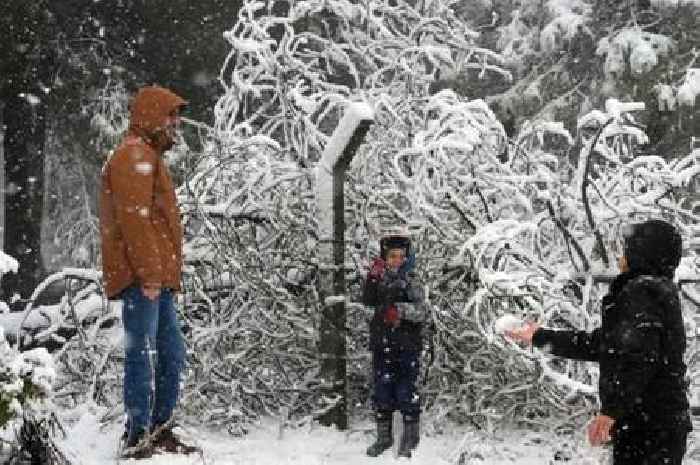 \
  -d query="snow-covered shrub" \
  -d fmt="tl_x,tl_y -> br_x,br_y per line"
480,0 -> 699,159
0,252 -> 19,314
8,269 -> 124,415
0,326 -> 69,464
0,328 -> 55,427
